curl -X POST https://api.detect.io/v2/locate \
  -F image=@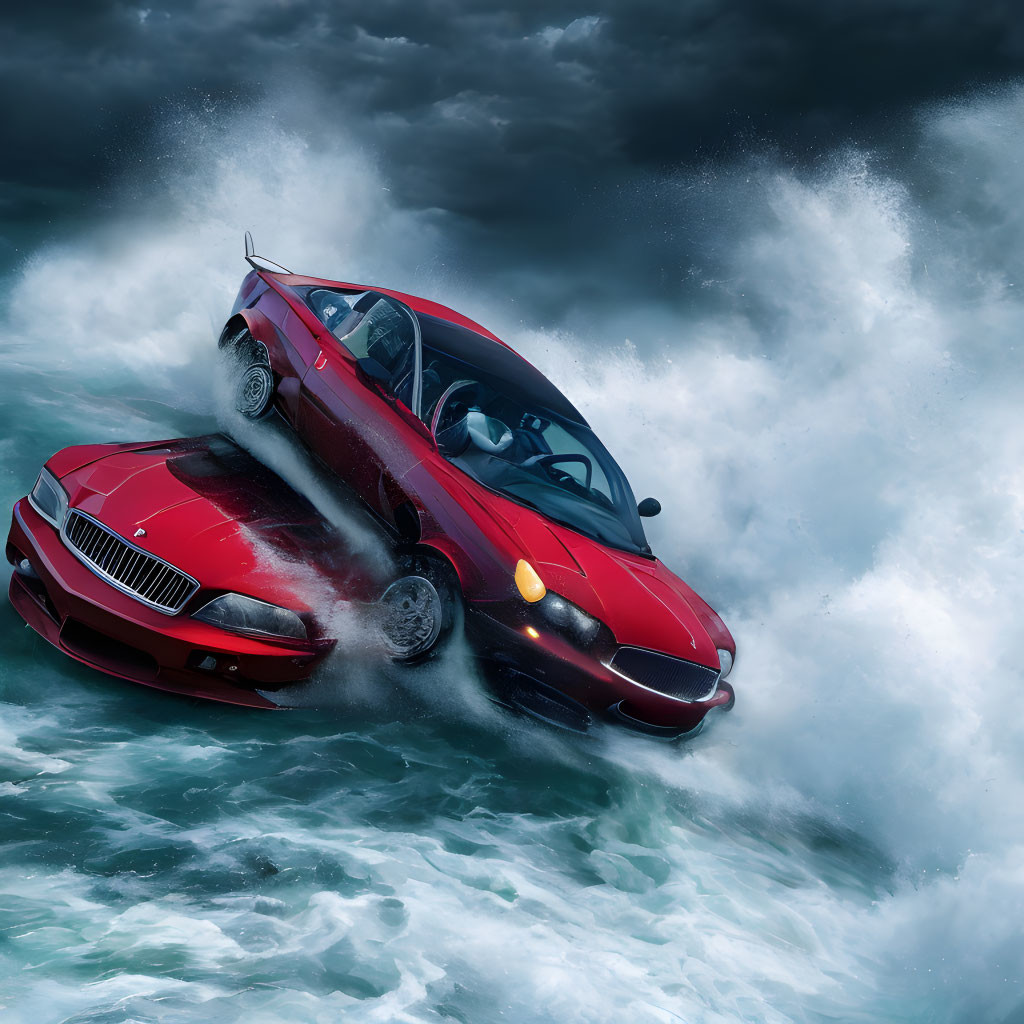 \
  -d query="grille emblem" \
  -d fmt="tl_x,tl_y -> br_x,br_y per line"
134,528 -> 147,538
